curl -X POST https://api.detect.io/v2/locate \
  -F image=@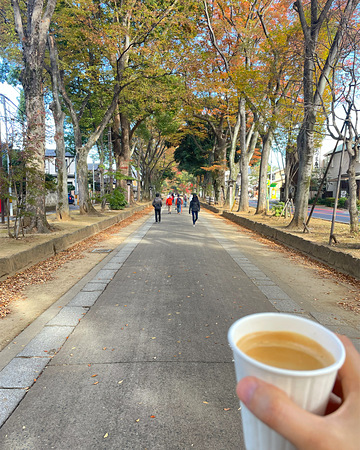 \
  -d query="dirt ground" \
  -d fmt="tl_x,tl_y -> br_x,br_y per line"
233,206 -> 360,258
0,205 -> 152,350
0,203 -> 359,352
